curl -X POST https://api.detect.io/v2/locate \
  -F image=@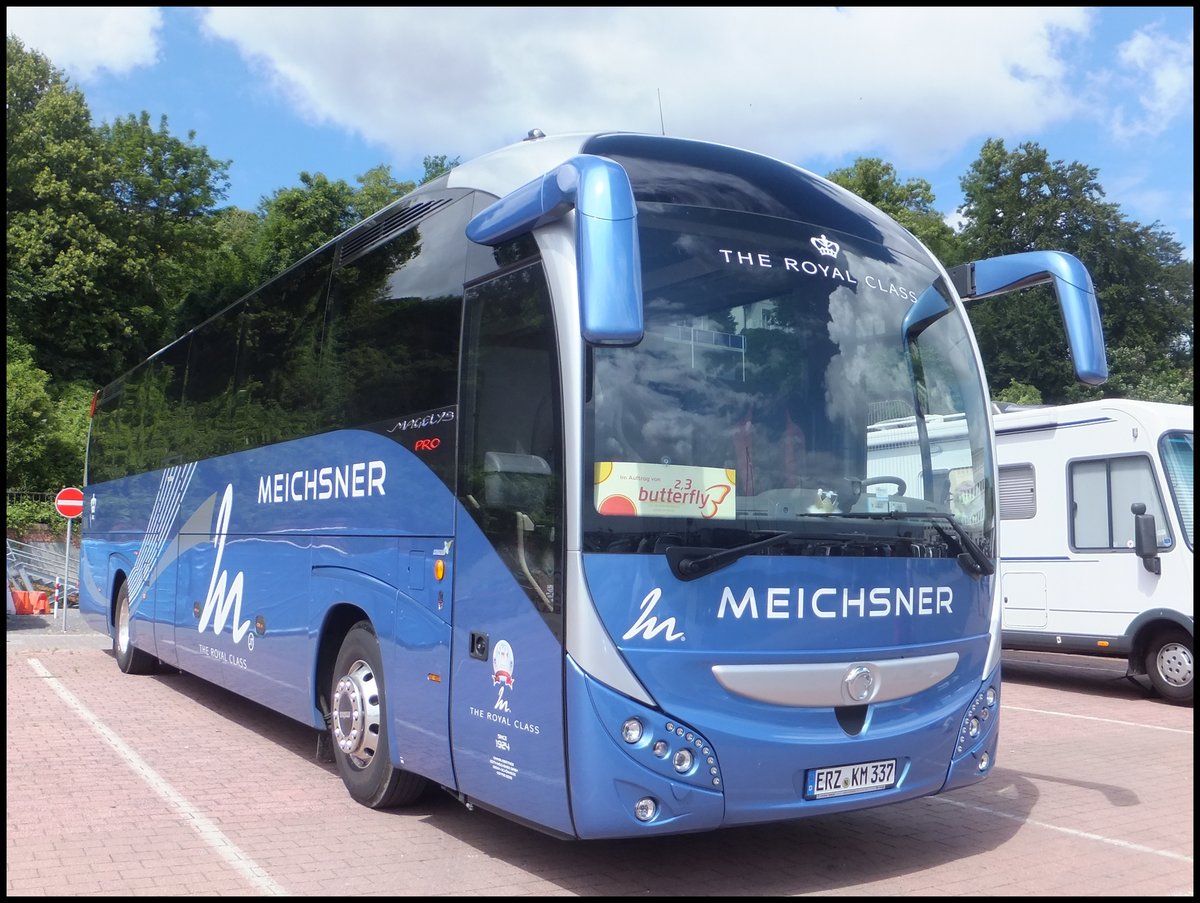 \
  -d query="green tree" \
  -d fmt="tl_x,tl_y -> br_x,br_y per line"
993,379 -> 1043,407
5,336 -> 90,494
172,206 -> 265,330
7,38 -> 231,387
826,157 -> 962,263
353,164 -> 415,221
6,337 -> 55,488
957,139 -> 1193,404
99,111 -> 231,313
253,171 -> 359,277
7,36 -> 114,382
421,153 -> 460,184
